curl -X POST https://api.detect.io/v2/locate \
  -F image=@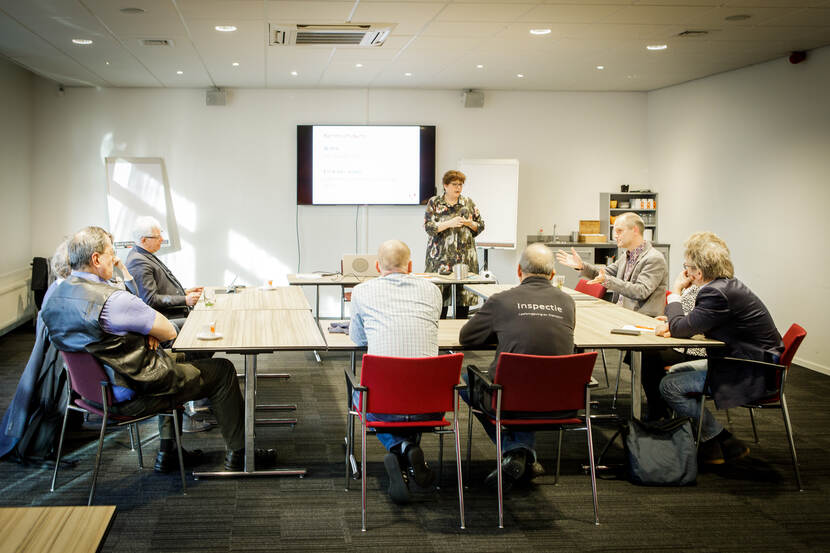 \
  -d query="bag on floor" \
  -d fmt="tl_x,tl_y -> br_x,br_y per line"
624,417 -> 697,486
